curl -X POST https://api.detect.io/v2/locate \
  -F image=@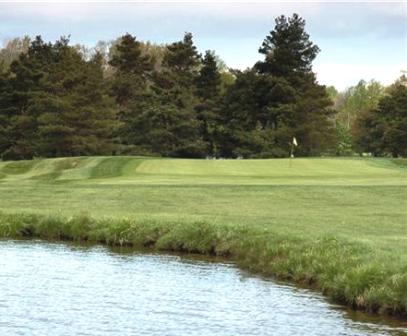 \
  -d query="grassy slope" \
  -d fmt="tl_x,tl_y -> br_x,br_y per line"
0,157 -> 406,316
